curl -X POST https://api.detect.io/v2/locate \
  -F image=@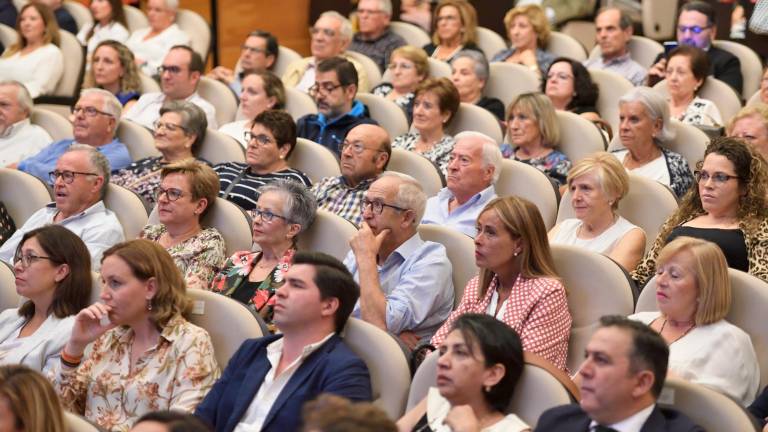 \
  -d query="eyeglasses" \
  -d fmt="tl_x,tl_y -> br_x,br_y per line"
309,27 -> 337,37
244,131 -> 275,146
252,207 -> 291,223
156,65 -> 184,75
546,72 -> 574,81
241,44 -> 266,54
71,105 -> 114,118
361,198 -> 407,215
13,252 -> 54,269
341,140 -> 383,154
153,120 -> 189,134
155,187 -> 186,202
678,25 -> 711,34
48,170 -> 99,184
694,170 -> 740,184
308,82 -> 344,96
387,62 -> 415,70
